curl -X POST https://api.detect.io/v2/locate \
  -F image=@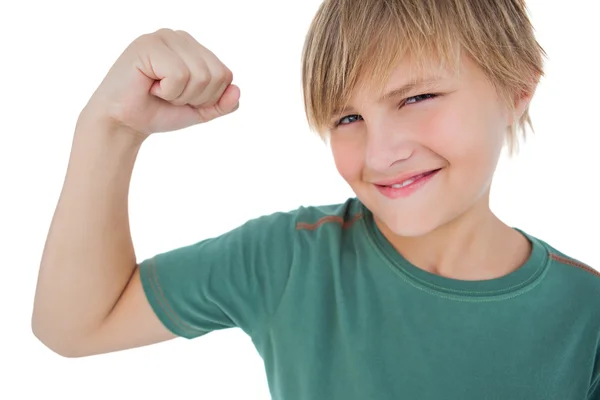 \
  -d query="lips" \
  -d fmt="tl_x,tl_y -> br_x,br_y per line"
376,168 -> 442,187
374,168 -> 442,199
